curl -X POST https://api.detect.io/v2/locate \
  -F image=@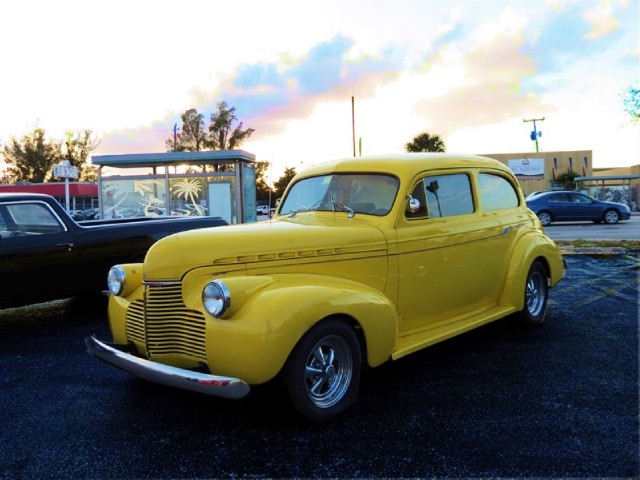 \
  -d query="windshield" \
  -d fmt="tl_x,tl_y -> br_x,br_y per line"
279,173 -> 399,217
